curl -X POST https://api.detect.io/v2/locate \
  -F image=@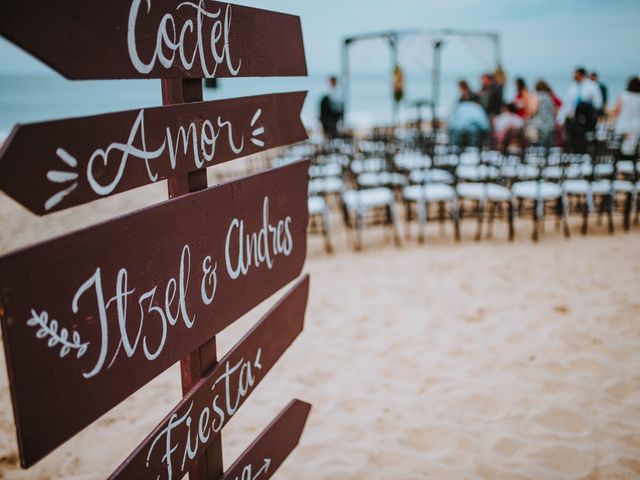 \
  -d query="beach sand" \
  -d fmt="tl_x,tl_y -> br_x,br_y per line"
1,178 -> 639,479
